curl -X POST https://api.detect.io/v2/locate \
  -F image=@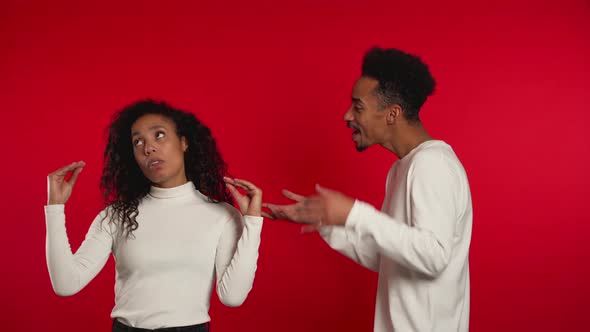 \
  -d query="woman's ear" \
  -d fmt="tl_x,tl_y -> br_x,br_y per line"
181,136 -> 188,152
